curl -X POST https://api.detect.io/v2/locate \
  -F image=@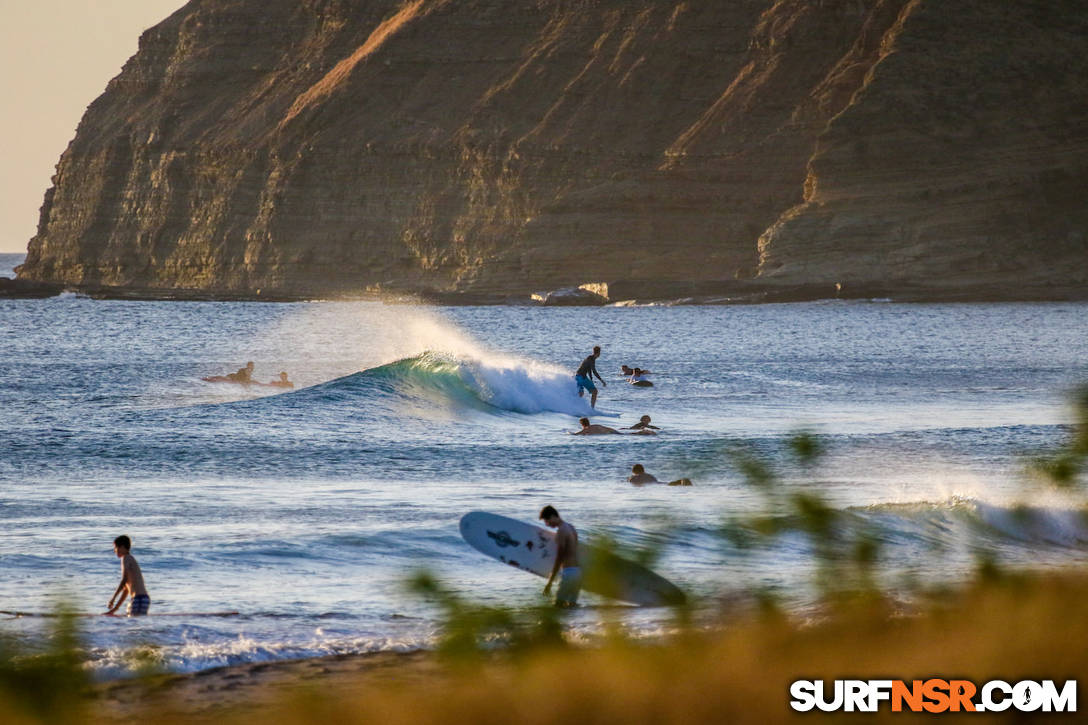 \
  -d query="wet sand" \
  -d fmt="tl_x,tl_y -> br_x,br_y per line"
95,650 -> 441,721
